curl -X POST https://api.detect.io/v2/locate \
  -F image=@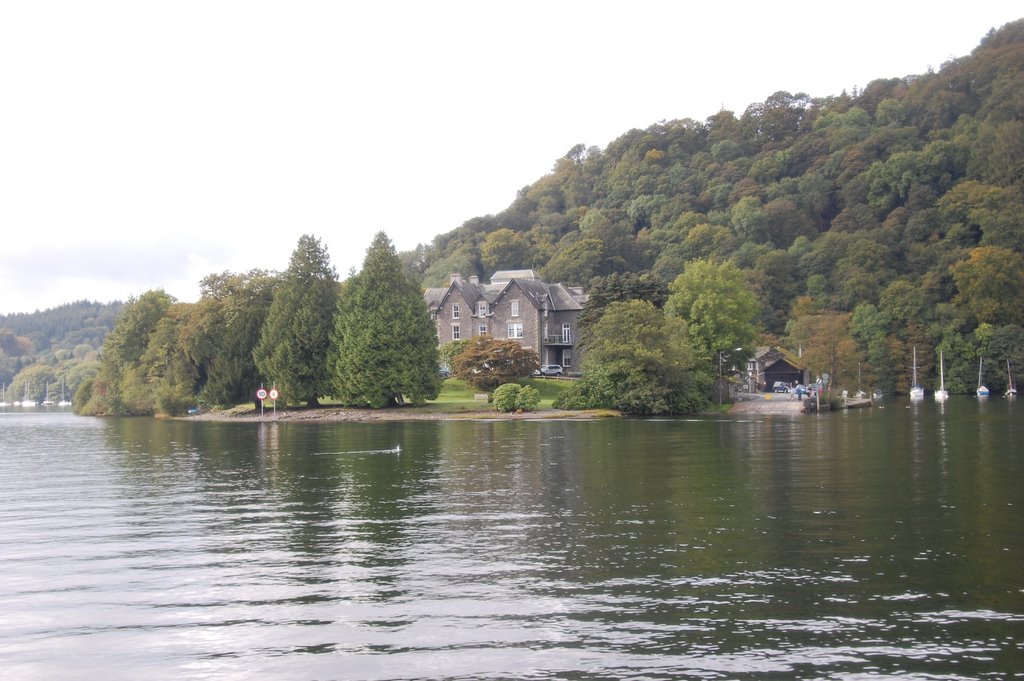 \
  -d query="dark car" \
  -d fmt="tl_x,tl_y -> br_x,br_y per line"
438,365 -> 451,378
534,364 -> 564,376
772,381 -> 789,393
